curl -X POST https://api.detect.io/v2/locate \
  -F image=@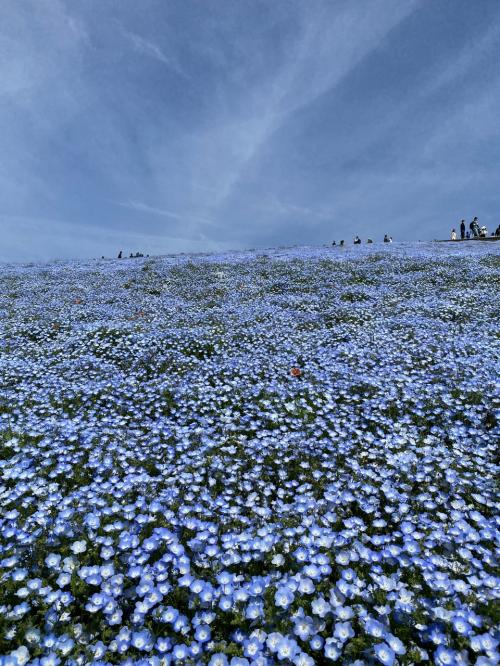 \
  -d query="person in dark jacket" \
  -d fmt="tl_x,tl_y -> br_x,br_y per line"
460,220 -> 465,240
118,250 -> 123,259
471,217 -> 480,237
